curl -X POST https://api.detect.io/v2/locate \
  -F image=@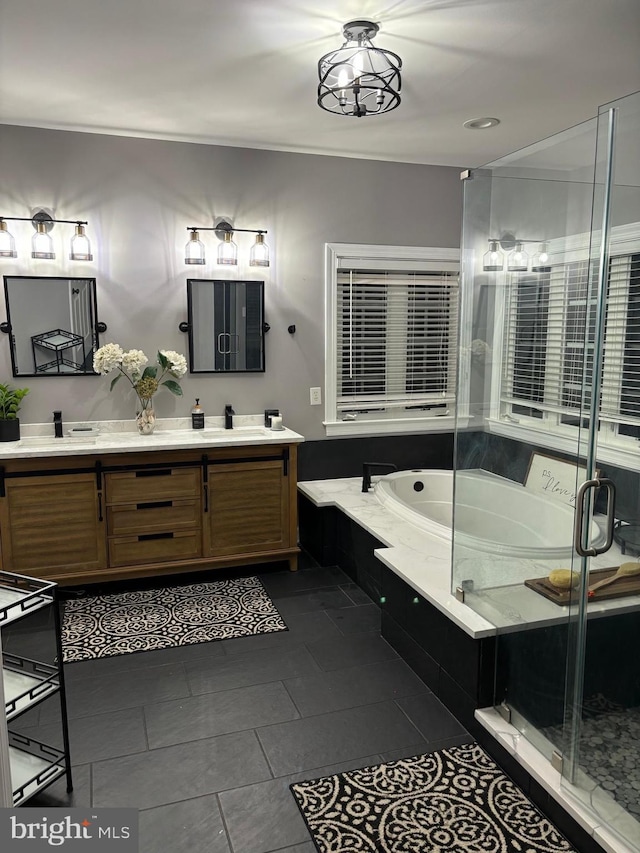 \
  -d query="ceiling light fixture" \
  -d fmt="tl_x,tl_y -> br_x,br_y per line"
463,117 -> 500,130
317,20 -> 401,118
